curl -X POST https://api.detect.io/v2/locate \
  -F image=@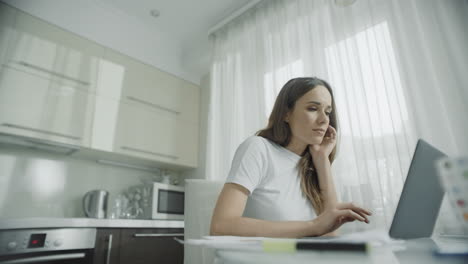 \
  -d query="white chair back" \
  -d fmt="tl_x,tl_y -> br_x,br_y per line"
184,179 -> 225,264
